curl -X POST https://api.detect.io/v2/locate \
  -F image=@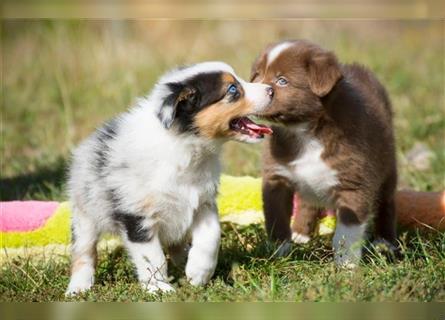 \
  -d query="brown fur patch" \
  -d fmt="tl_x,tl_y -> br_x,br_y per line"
290,198 -> 320,237
307,51 -> 342,97
221,73 -> 236,84
72,259 -> 86,274
71,245 -> 97,273
177,87 -> 197,102
194,88 -> 255,139
262,175 -> 294,241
